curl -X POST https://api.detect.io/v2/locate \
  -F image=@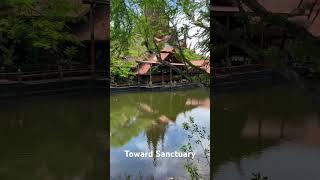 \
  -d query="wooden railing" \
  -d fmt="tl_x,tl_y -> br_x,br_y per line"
0,64 -> 106,82
213,64 -> 265,77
